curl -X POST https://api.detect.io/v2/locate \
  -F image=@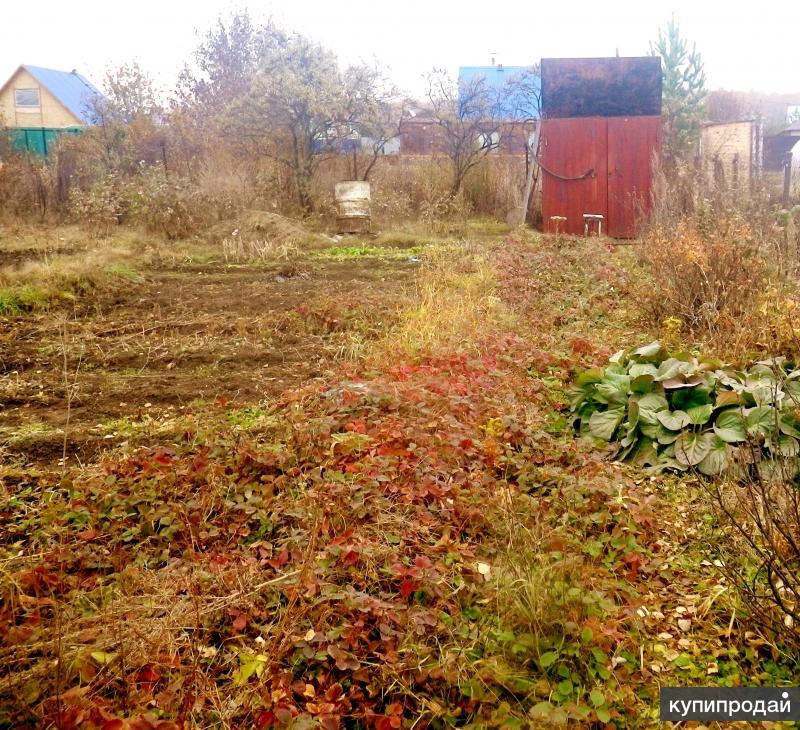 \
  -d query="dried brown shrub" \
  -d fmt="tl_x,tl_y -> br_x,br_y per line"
640,212 -> 767,334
